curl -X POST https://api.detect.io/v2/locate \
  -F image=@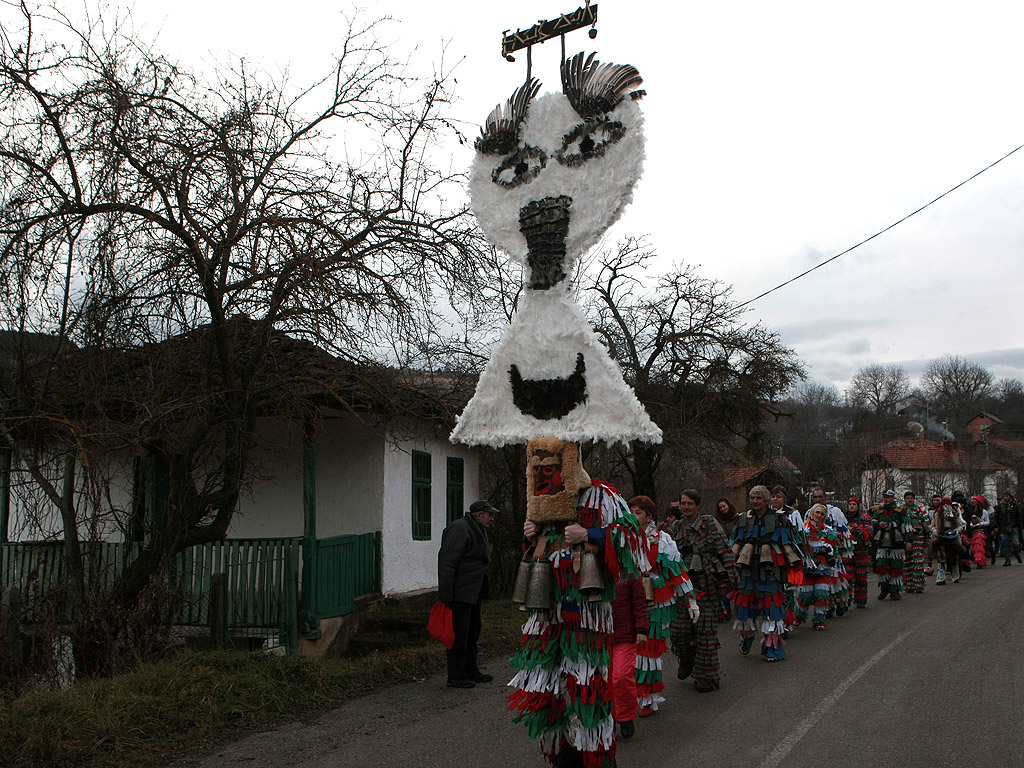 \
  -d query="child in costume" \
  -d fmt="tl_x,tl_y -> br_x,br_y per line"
846,497 -> 873,608
626,495 -> 696,716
